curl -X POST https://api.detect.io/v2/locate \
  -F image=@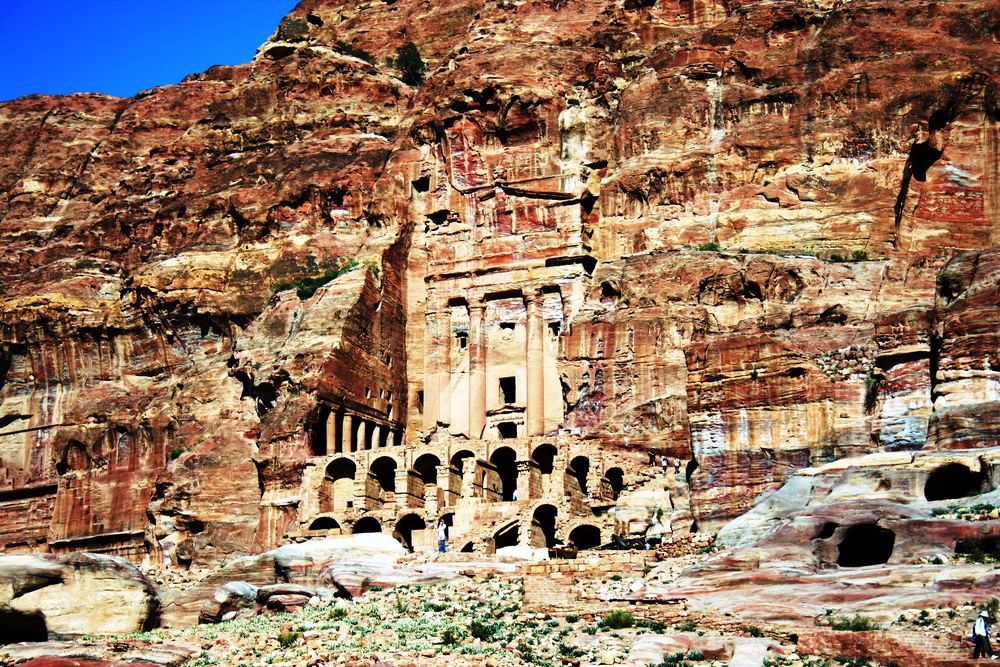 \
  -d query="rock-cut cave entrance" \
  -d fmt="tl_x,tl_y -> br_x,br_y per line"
924,462 -> 987,501
837,524 -> 895,567
0,609 -> 47,644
